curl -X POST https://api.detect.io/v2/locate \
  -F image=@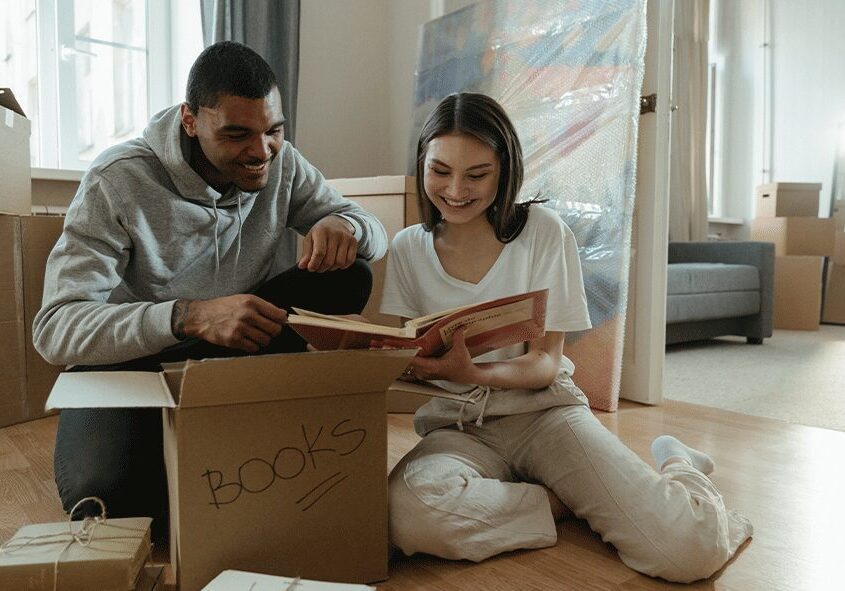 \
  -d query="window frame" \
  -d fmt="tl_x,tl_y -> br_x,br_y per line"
33,0 -> 178,170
